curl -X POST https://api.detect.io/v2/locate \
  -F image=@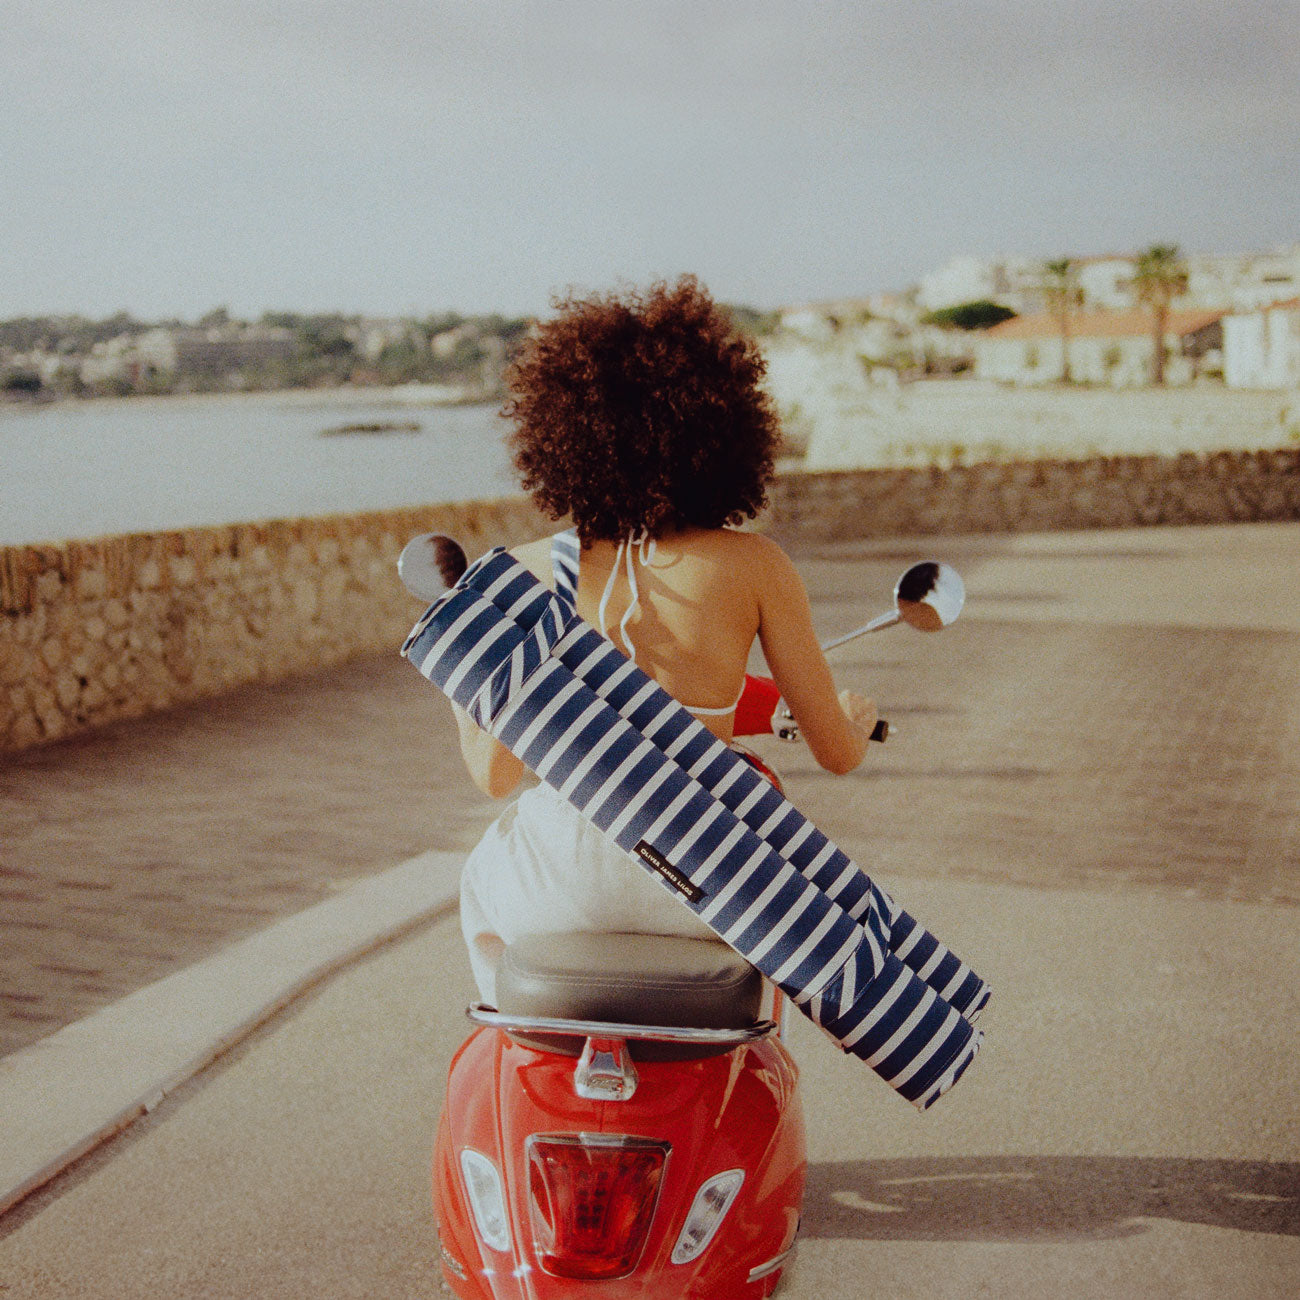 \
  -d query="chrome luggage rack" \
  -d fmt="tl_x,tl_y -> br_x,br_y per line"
466,1005 -> 778,1101
467,1004 -> 777,1045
